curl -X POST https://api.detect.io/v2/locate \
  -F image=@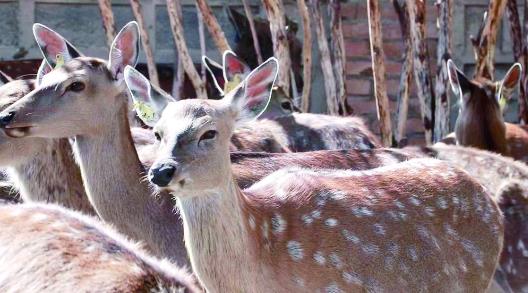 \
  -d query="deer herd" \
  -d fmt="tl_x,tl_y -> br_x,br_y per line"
0,19 -> 526,293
